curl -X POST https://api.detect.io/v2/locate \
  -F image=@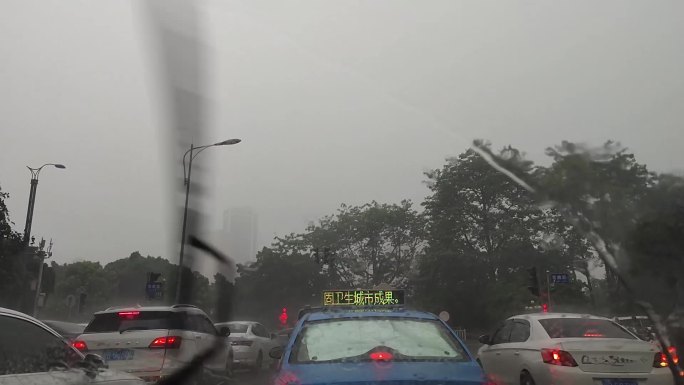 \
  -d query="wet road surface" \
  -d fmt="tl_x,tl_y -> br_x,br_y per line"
229,368 -> 273,385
